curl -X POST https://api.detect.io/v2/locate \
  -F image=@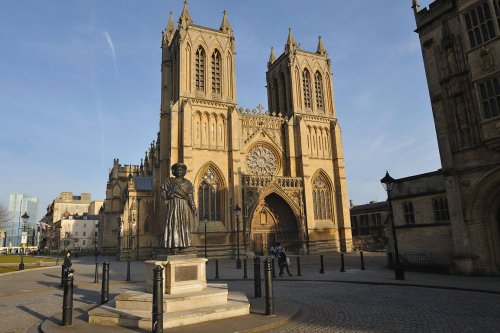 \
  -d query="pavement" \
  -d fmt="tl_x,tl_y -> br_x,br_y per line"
1,252 -> 500,332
